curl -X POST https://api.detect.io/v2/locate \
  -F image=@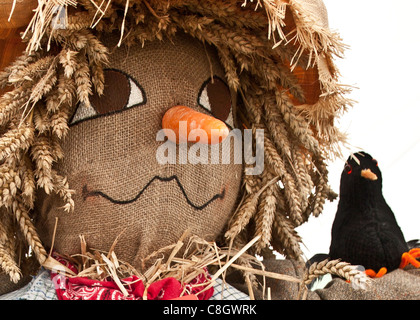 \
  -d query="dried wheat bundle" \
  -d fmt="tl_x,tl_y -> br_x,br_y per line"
0,0 -> 351,281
